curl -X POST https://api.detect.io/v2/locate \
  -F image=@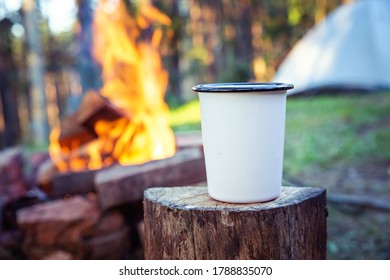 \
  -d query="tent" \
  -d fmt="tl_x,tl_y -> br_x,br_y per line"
272,0 -> 390,95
